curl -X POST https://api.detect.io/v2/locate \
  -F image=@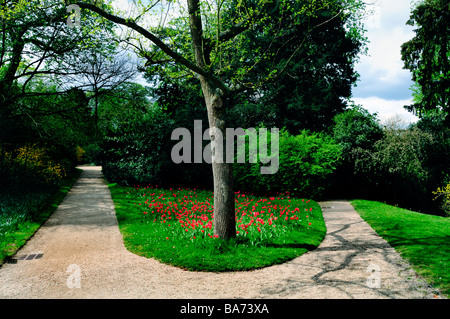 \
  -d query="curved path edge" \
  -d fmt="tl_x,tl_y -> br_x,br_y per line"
0,166 -> 445,299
